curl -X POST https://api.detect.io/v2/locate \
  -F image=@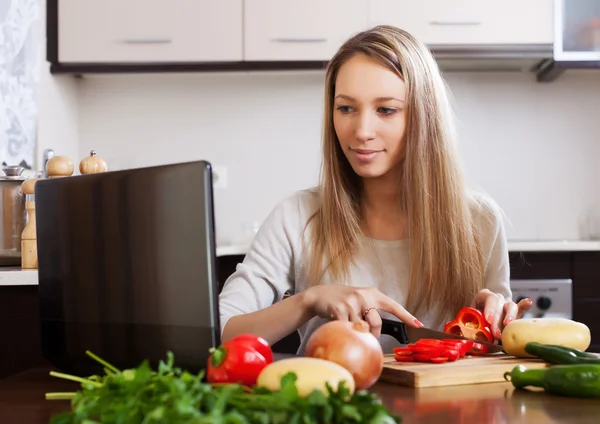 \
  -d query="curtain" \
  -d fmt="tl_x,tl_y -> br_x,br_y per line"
0,0 -> 42,170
